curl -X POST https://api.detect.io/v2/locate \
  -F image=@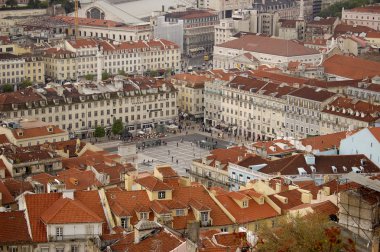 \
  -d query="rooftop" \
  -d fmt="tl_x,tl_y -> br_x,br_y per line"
217,35 -> 320,57
287,86 -> 336,102
0,211 -> 31,245
323,54 -> 380,79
